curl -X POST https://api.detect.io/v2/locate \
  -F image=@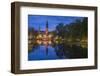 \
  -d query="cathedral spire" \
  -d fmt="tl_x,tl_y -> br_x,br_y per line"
46,21 -> 48,35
